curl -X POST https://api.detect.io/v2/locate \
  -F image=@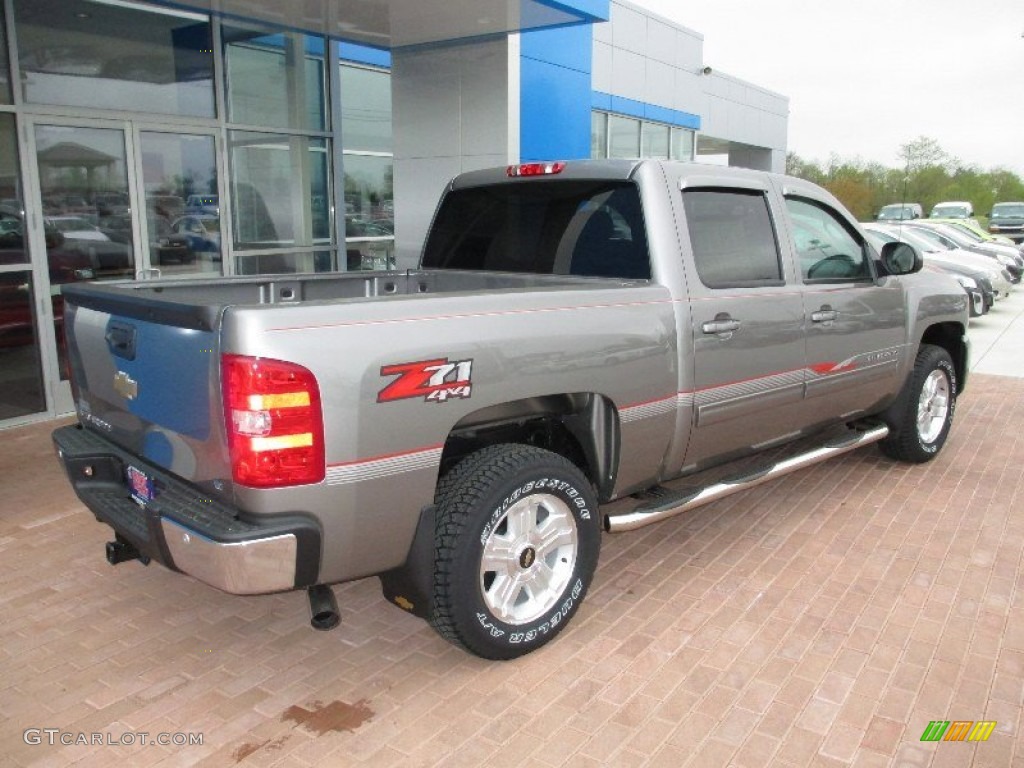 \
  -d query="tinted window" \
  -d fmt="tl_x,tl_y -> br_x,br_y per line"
682,188 -> 782,288
786,197 -> 872,281
422,181 -> 650,279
